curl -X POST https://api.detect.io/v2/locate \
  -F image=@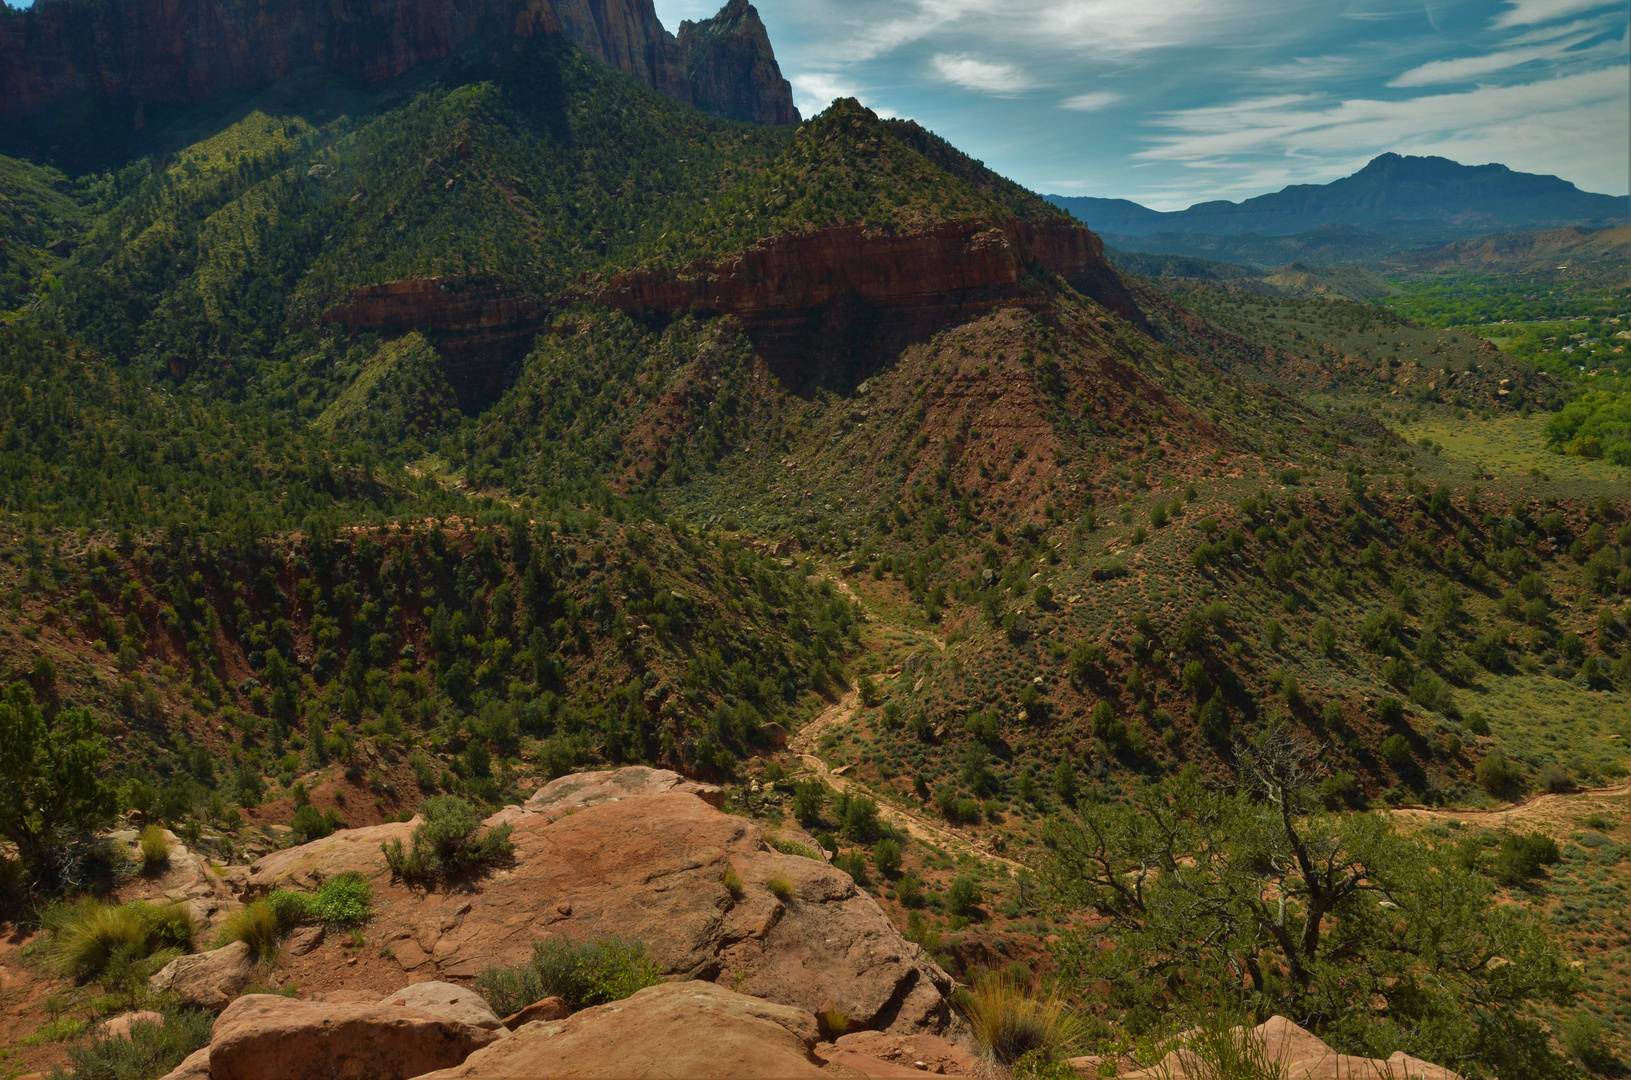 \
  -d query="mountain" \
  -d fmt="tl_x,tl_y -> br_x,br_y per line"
1049,153 -> 1629,239
0,0 -> 796,151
